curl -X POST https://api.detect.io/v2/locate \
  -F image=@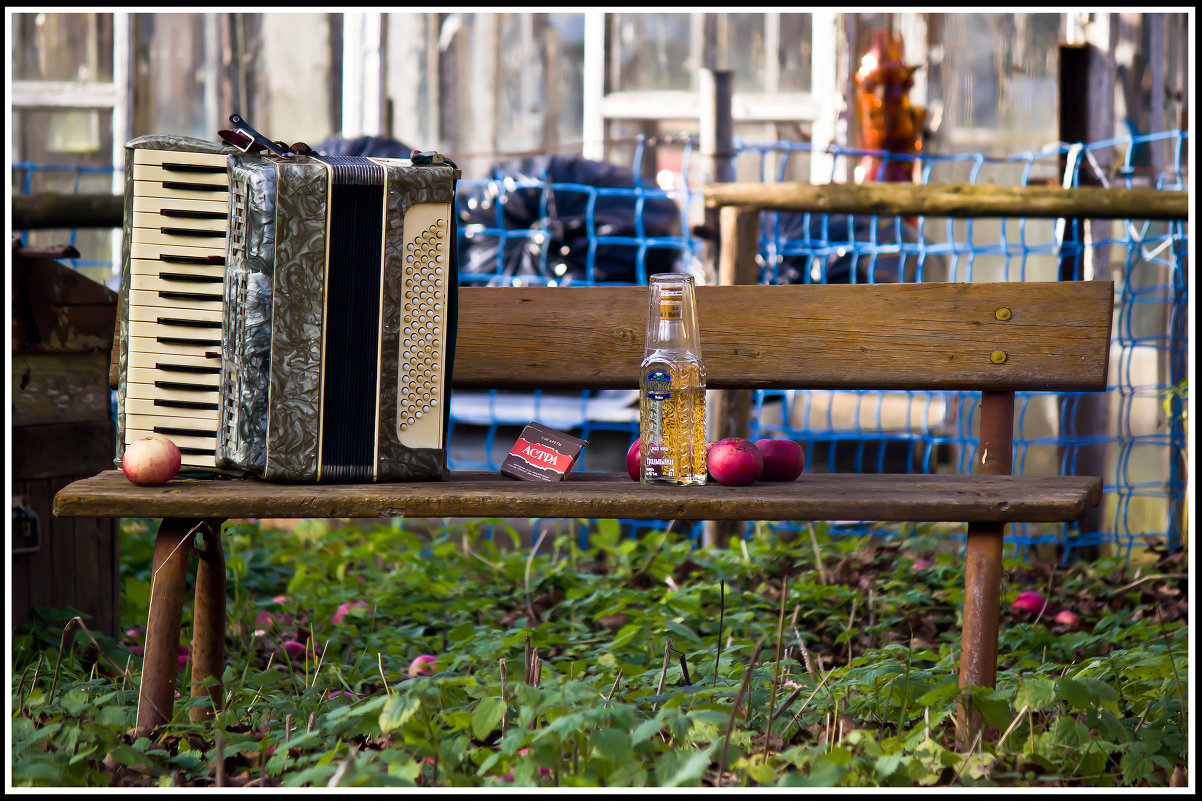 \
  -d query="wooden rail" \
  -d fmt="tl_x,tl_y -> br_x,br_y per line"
13,181 -> 1189,232
703,181 -> 1189,220
13,194 -> 124,230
